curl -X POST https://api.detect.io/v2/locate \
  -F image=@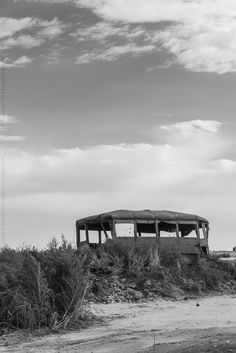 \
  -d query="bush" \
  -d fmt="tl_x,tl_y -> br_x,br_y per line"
1,238 -> 236,333
0,239 -> 89,333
